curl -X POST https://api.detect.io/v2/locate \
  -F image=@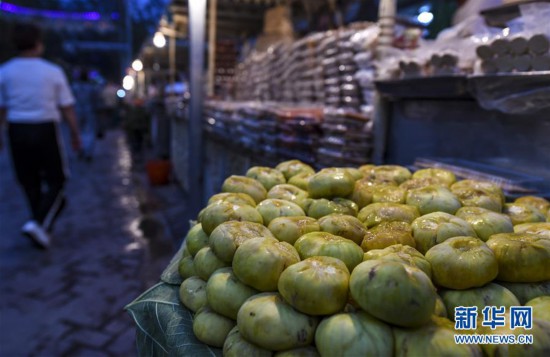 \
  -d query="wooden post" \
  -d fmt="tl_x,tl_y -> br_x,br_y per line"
207,0 -> 217,97
377,0 -> 396,59
188,0 -> 207,217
